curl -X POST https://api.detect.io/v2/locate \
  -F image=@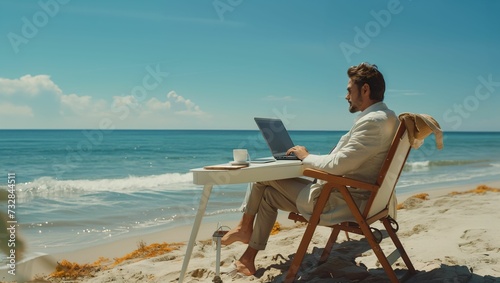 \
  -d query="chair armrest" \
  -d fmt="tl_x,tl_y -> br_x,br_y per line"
288,212 -> 308,223
303,168 -> 379,192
